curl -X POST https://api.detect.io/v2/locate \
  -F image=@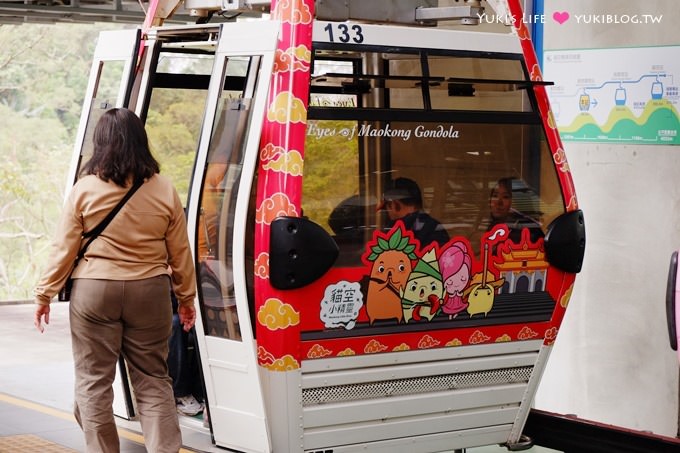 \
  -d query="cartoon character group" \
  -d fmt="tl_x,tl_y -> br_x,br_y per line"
363,223 -> 505,324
